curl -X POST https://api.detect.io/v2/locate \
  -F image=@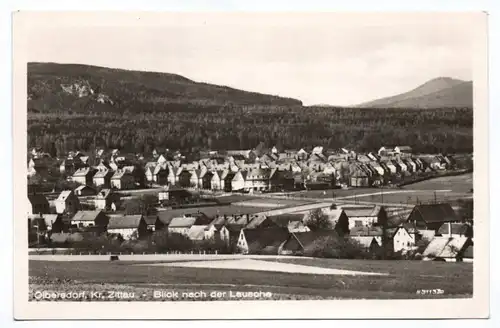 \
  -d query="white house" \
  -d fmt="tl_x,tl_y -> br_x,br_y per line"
388,226 -> 415,253
231,171 -> 247,191
70,210 -> 109,228
94,189 -> 119,211
167,216 -> 197,236
54,190 -> 81,214
107,214 -> 146,240
72,167 -> 96,186
342,205 -> 387,229
203,224 -> 218,240
110,168 -> 135,190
